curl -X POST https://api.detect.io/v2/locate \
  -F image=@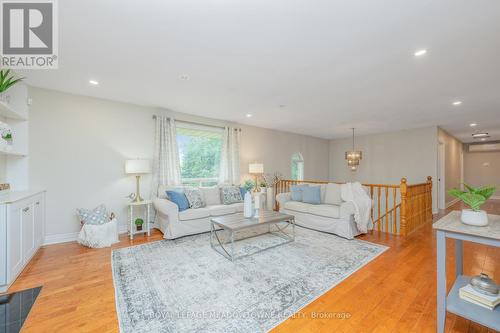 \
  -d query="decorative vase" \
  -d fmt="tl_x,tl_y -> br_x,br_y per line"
136,225 -> 143,231
253,193 -> 261,217
266,187 -> 275,210
461,209 -> 488,226
244,192 -> 253,218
